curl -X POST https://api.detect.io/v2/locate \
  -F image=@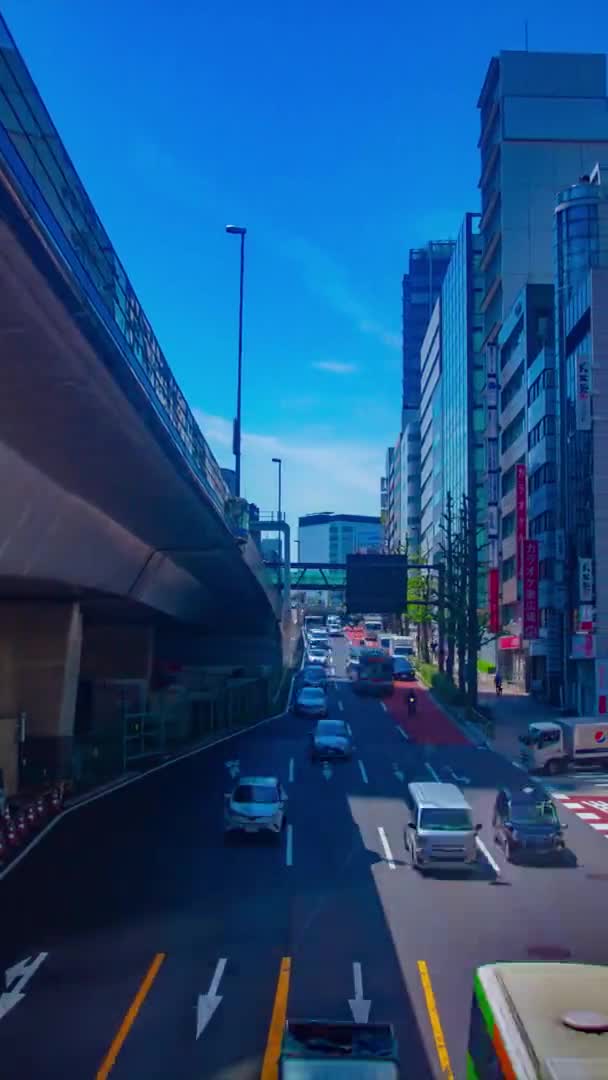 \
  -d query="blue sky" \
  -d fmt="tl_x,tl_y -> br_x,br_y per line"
3,0 -> 608,529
